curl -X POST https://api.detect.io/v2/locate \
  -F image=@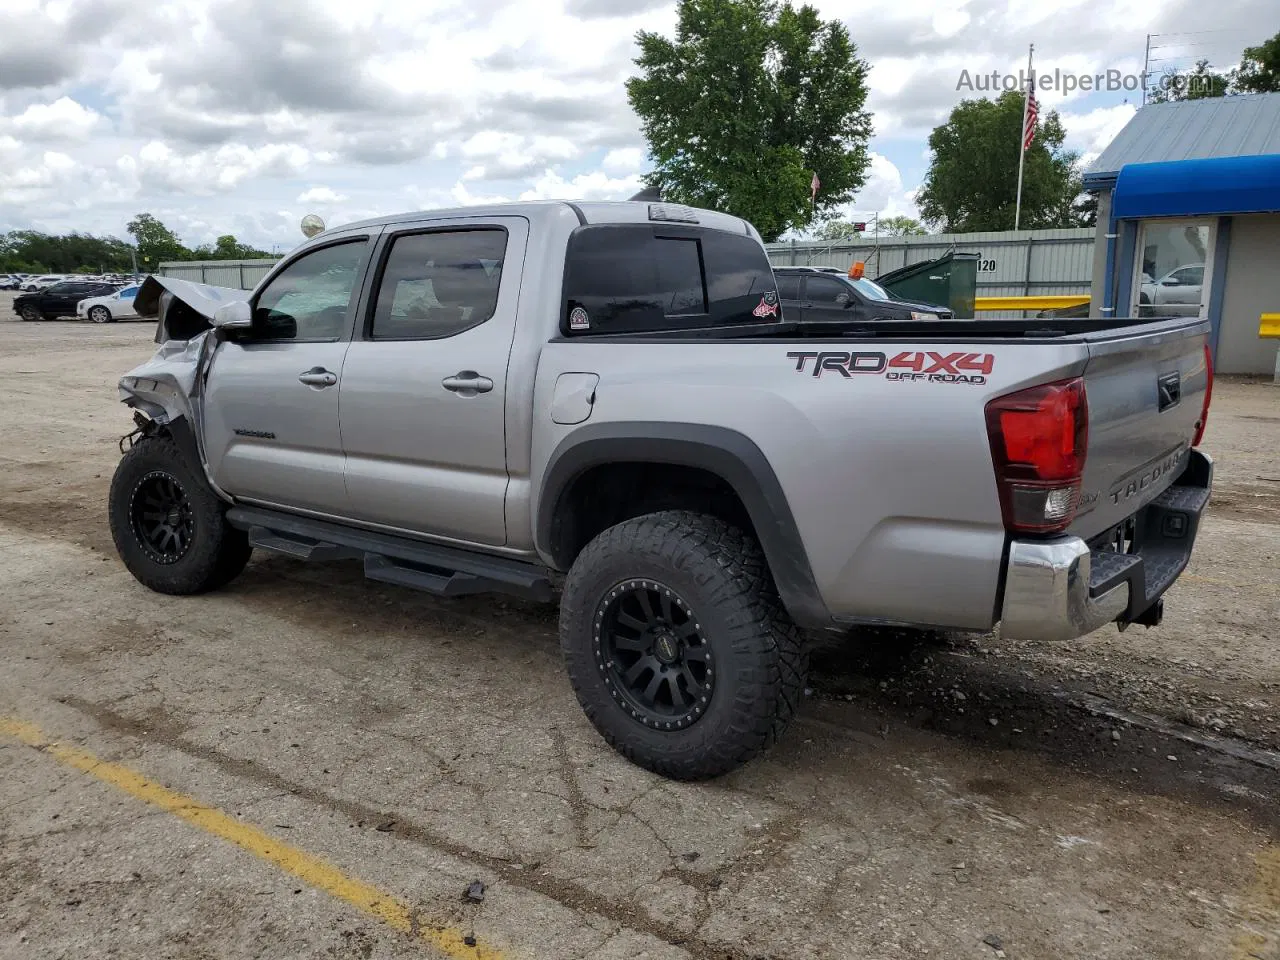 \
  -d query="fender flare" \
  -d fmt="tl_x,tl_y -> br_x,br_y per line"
537,421 -> 830,629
